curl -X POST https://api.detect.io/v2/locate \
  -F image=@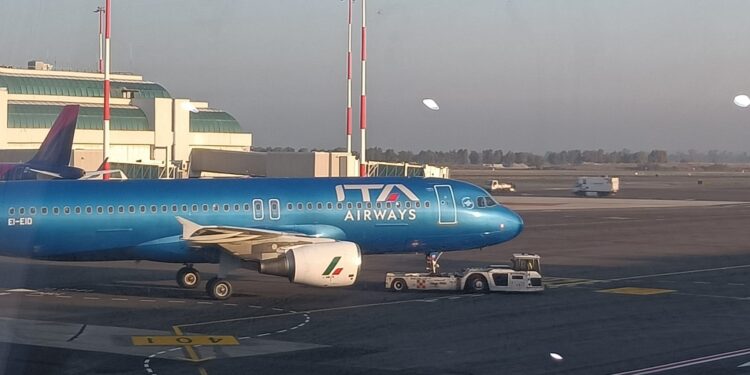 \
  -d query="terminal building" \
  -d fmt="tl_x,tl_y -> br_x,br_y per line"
0,61 -> 446,179
0,62 -> 251,177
